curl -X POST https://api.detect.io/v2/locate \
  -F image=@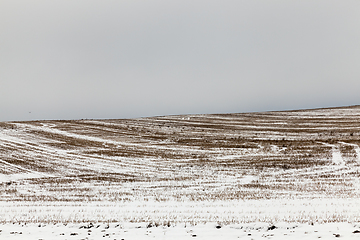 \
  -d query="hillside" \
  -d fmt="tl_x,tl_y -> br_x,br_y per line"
1,106 -> 360,225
